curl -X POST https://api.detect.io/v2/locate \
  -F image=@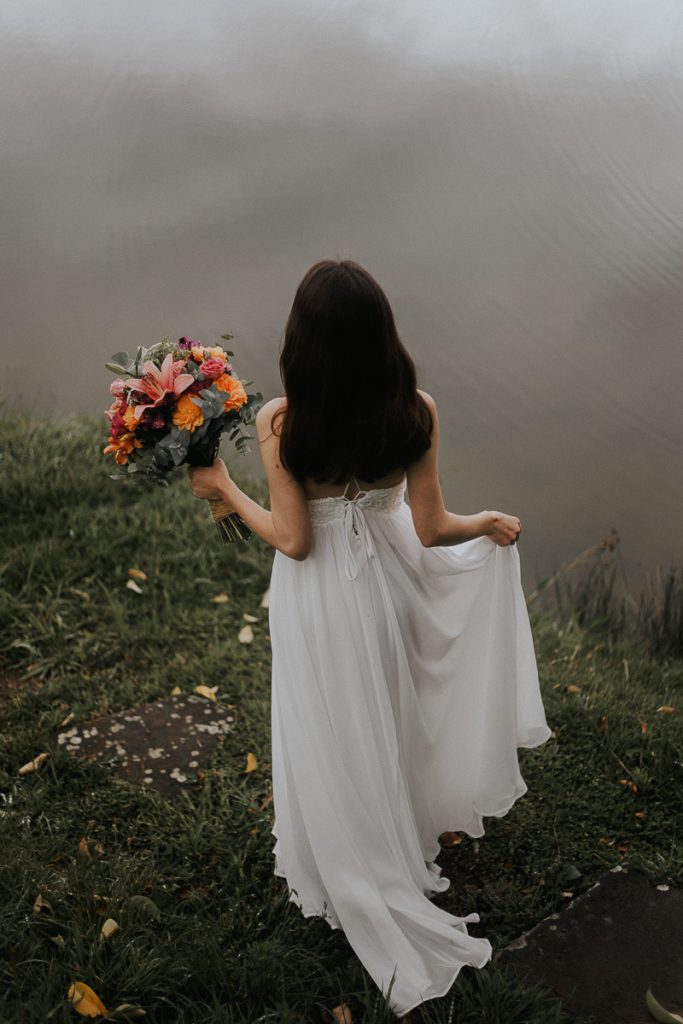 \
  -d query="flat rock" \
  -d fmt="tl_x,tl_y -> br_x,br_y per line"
496,864 -> 683,1023
56,694 -> 238,799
